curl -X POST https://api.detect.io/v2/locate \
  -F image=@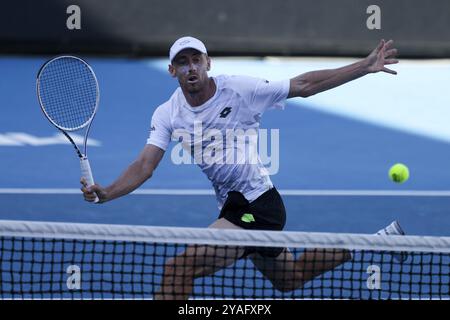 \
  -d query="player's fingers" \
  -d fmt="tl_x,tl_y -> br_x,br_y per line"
385,59 -> 399,65
87,184 -> 102,194
376,39 -> 385,52
84,195 -> 97,202
382,67 -> 397,75
80,177 -> 88,187
83,189 -> 98,199
80,183 -> 97,195
384,49 -> 398,58
383,39 -> 394,50
85,185 -> 105,202
80,180 -> 89,190
80,187 -> 93,197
